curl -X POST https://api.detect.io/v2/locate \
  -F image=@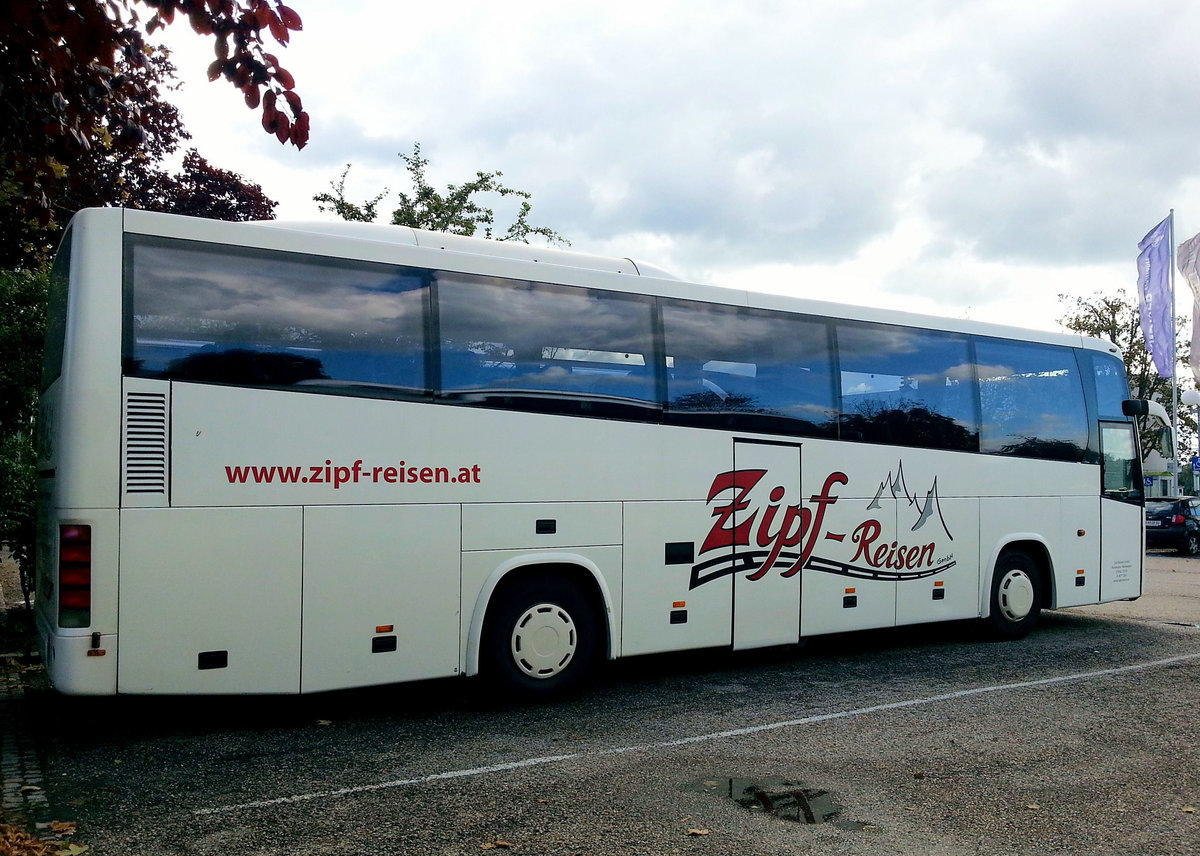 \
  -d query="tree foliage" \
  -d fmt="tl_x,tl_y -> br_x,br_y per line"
138,148 -> 277,220
1058,289 -> 1196,464
0,0 -> 306,239
0,270 -> 48,602
314,144 -> 569,245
